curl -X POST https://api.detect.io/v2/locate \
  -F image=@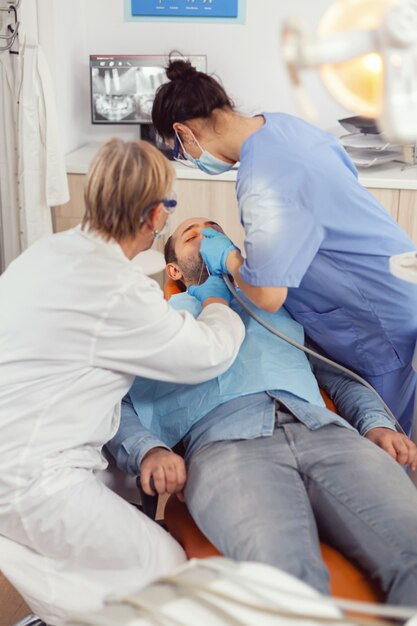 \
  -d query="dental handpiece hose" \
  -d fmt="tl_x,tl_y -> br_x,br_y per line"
222,274 -> 406,435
